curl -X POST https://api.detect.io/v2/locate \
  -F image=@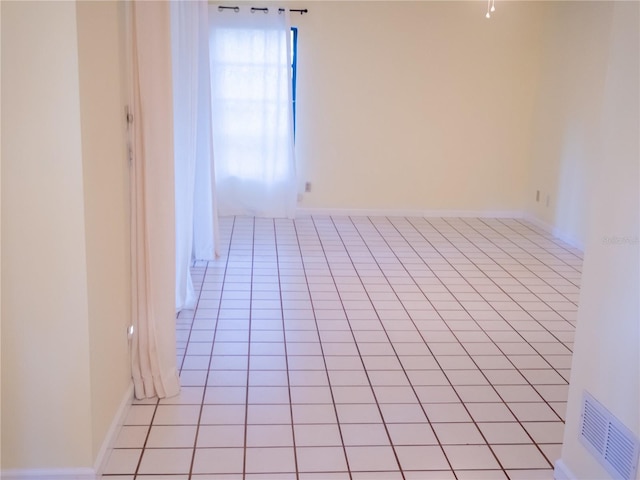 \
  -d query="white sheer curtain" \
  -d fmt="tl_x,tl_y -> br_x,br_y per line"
171,0 -> 219,313
129,1 -> 180,399
209,6 -> 297,218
